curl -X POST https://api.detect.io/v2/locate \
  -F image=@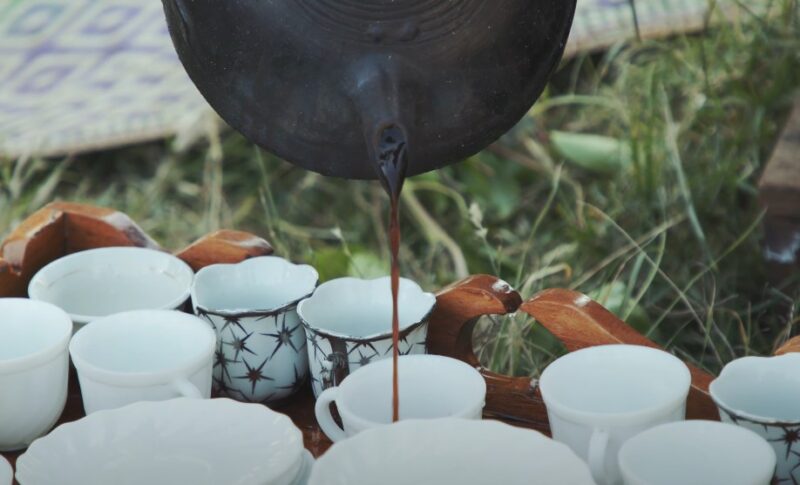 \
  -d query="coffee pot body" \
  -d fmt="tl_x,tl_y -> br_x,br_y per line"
163,1 -> 577,179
